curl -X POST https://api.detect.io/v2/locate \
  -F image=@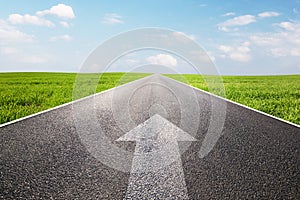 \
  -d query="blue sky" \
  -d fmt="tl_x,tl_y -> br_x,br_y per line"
0,0 -> 300,74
